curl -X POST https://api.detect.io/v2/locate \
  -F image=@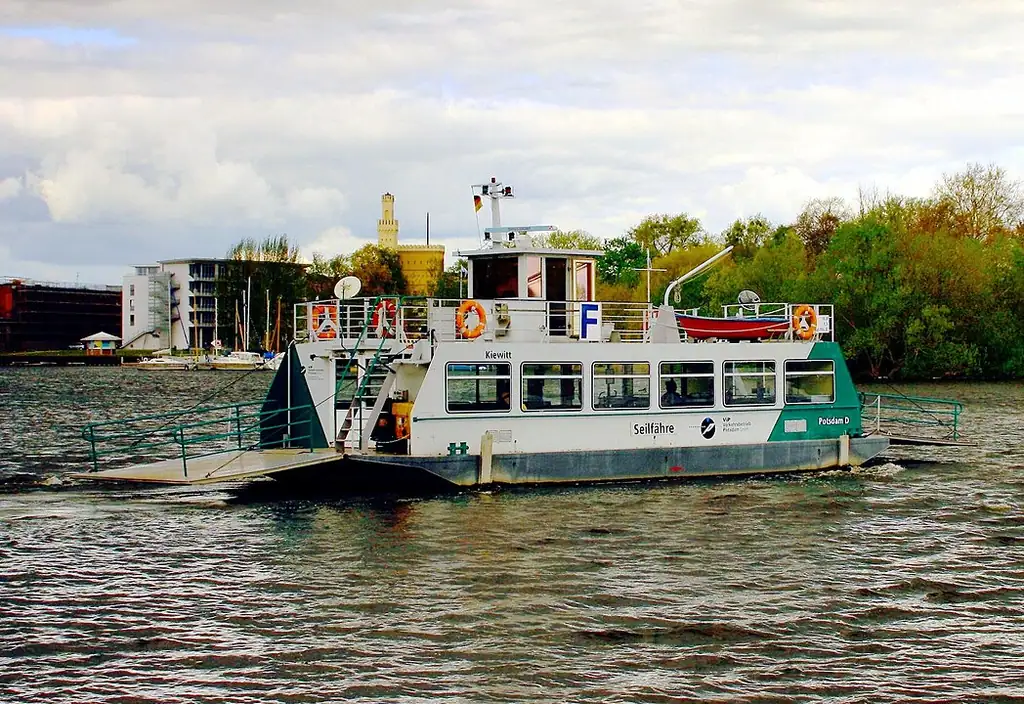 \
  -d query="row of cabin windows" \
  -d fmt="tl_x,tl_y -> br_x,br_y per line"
445,360 -> 836,413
